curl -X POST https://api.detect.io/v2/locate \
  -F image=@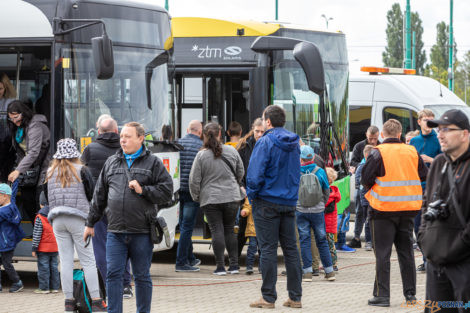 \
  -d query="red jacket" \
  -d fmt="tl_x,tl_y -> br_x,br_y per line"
324,186 -> 341,234
37,214 -> 58,253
